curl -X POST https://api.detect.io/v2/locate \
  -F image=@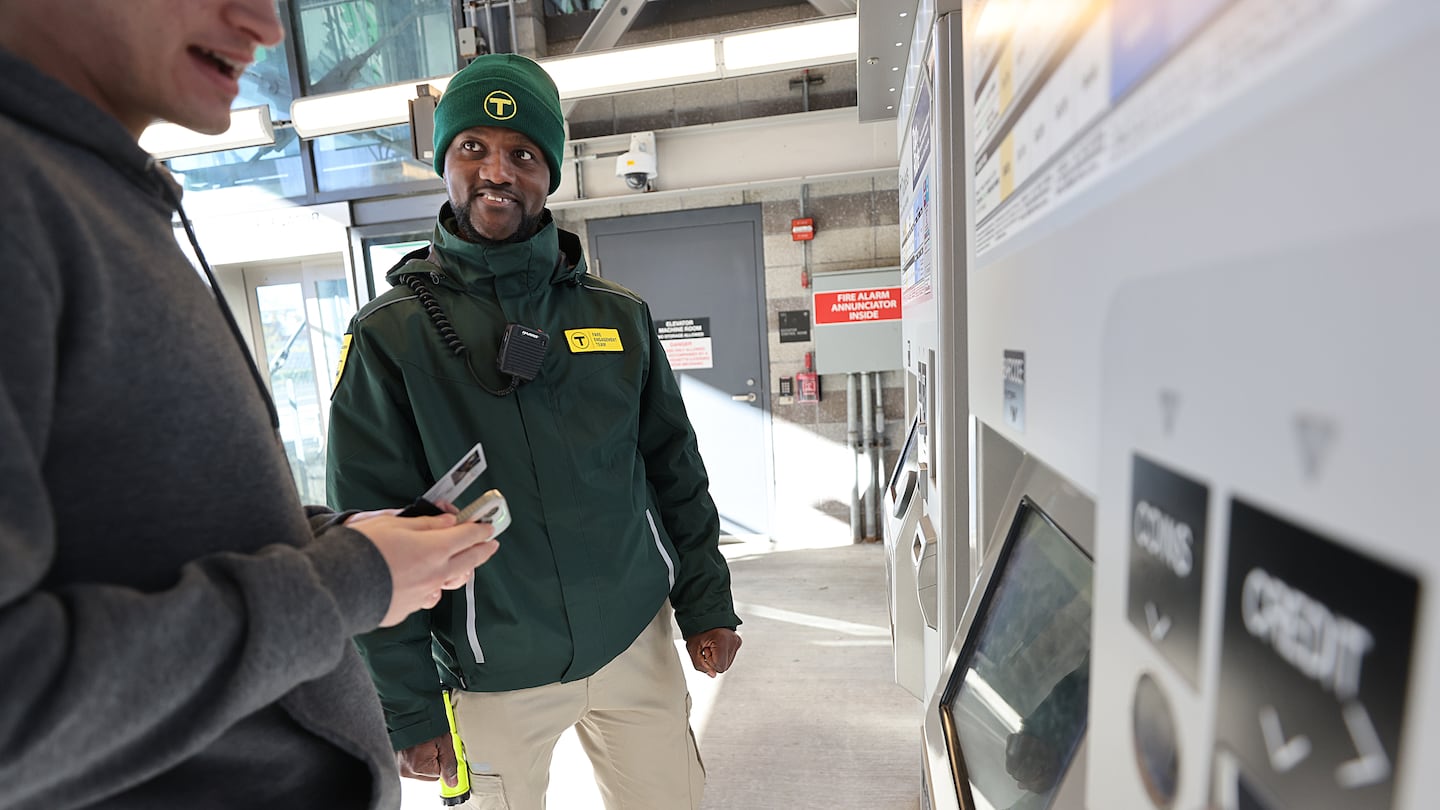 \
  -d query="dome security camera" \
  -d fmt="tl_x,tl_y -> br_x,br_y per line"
615,131 -> 658,191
